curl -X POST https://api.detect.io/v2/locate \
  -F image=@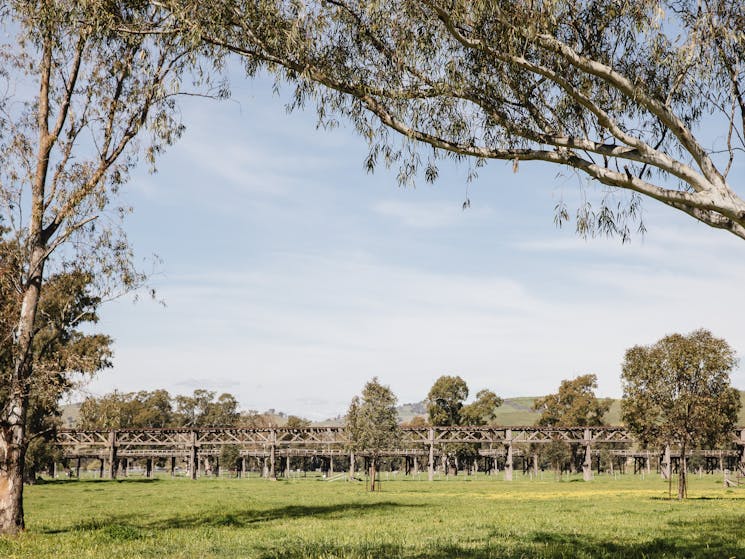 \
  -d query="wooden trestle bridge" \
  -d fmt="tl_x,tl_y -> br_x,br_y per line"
55,425 -> 745,482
